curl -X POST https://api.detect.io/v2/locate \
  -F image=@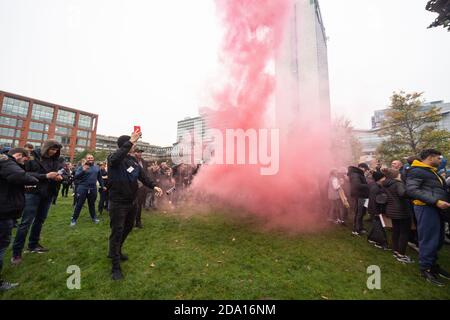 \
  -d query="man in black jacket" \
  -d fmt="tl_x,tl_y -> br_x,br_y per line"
107,133 -> 162,280
347,163 -> 370,236
406,149 -> 450,286
11,140 -> 64,264
0,148 -> 39,291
